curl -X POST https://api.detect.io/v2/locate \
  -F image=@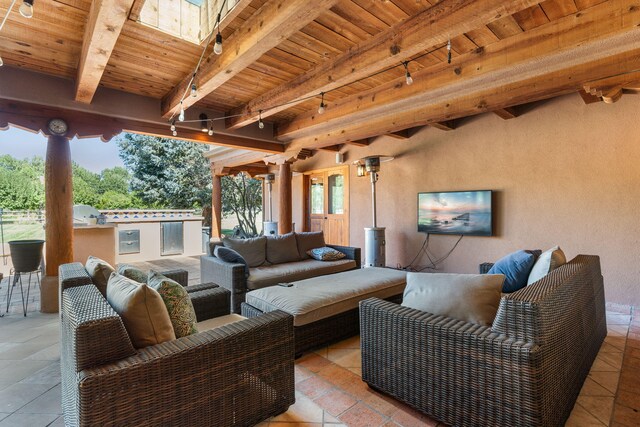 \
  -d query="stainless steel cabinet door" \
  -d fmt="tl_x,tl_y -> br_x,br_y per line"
161,222 -> 184,256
